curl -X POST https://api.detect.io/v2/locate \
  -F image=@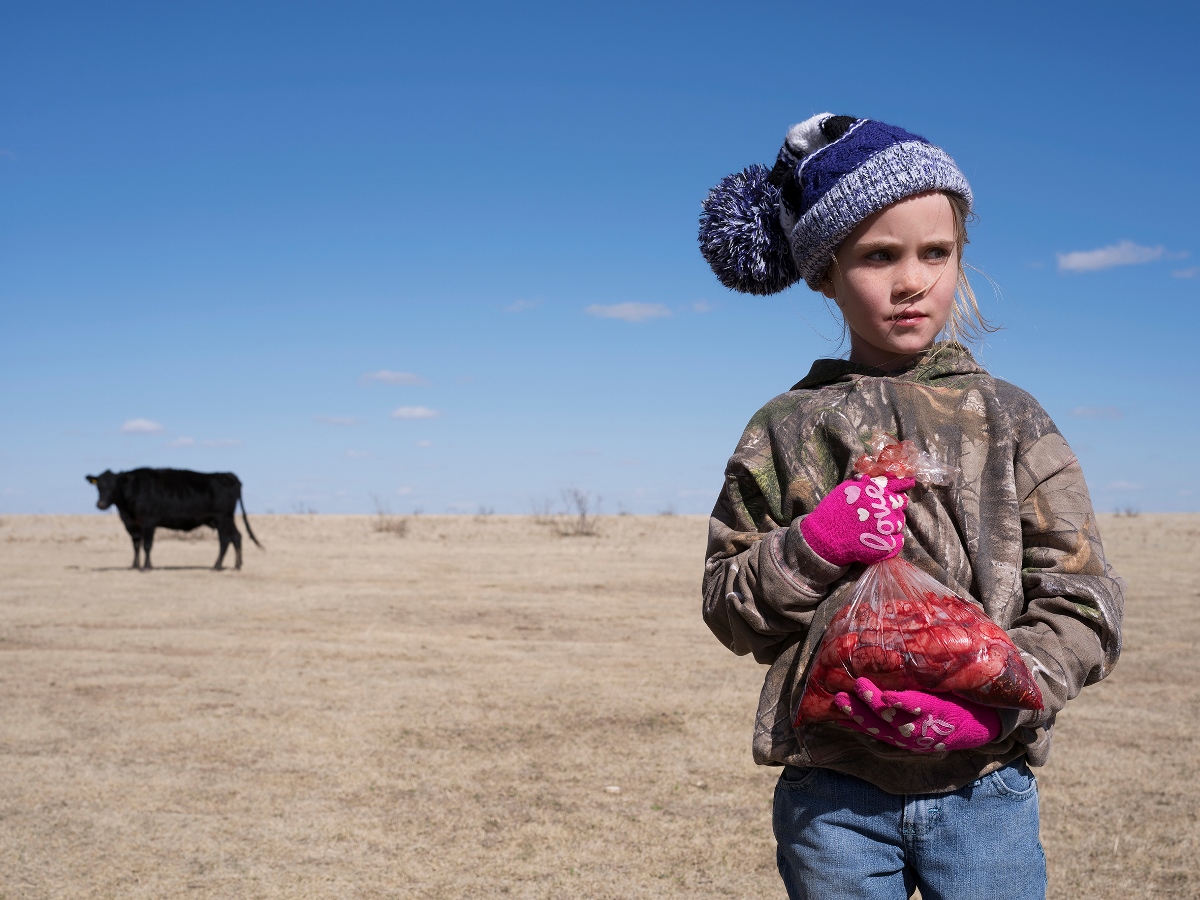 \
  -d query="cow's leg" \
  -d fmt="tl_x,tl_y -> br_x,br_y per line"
214,520 -> 232,570
121,512 -> 141,569
231,524 -> 244,570
142,525 -> 156,570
